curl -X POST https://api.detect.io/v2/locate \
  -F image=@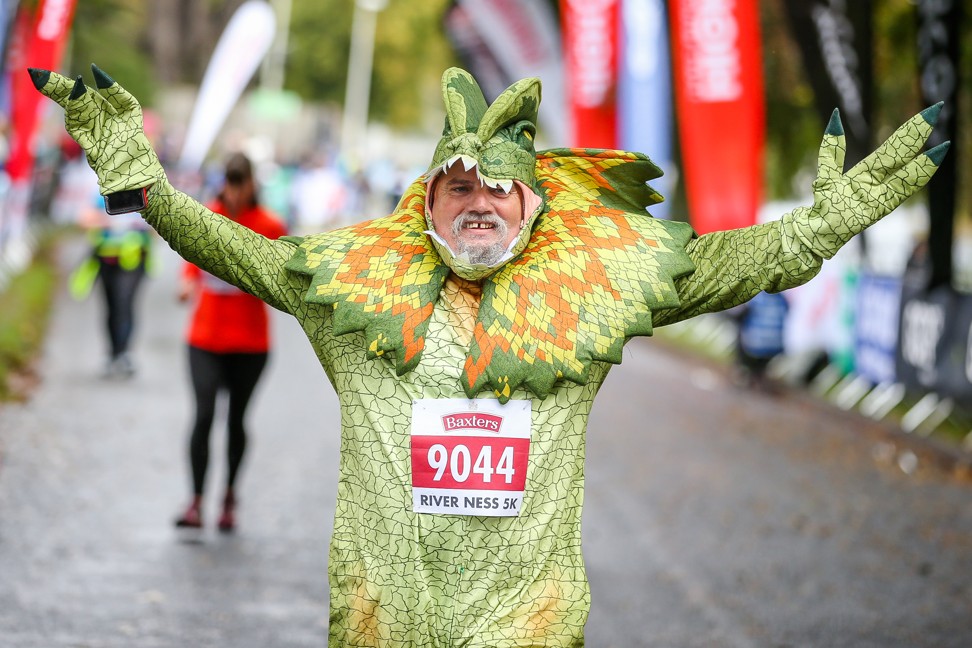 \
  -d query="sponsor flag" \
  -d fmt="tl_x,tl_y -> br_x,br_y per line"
854,272 -> 901,384
561,0 -> 619,148
179,0 -> 276,171
2,0 -> 74,263
896,281 -> 952,394
618,0 -> 672,218
0,0 -> 22,79
916,0 -> 962,289
669,0 -> 764,234
6,0 -> 76,183
781,0 -> 873,167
